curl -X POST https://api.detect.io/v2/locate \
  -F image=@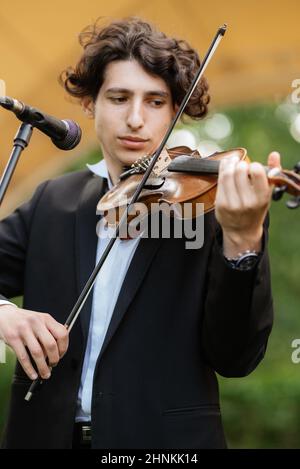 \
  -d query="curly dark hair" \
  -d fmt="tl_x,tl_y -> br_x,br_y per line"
60,17 -> 210,119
